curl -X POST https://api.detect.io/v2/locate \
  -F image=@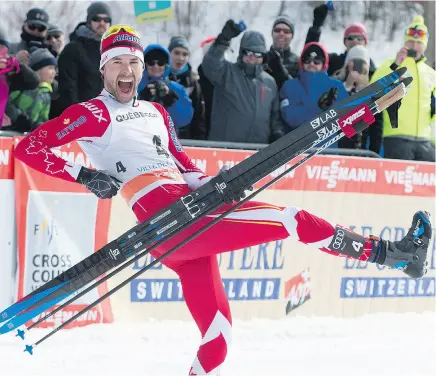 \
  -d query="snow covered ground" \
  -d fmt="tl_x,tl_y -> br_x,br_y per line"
2,312 -> 435,376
